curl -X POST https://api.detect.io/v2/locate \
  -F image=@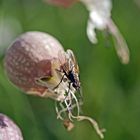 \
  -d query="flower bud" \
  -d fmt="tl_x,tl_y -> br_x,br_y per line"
0,113 -> 23,140
4,31 -> 66,100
